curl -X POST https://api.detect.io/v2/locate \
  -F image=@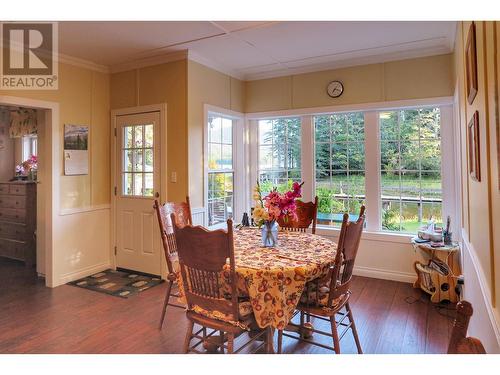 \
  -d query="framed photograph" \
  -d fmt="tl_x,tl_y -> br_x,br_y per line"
468,111 -> 480,182
465,22 -> 478,105
64,124 -> 89,175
